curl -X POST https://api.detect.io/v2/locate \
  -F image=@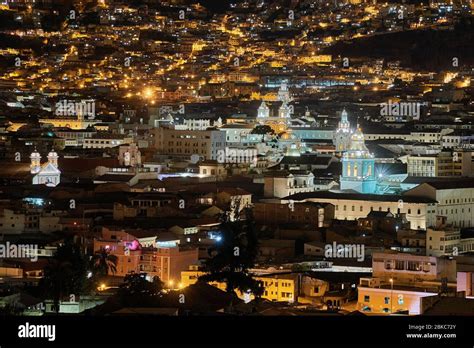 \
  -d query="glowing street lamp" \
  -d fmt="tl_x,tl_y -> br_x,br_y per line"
143,87 -> 154,99
389,278 -> 394,313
